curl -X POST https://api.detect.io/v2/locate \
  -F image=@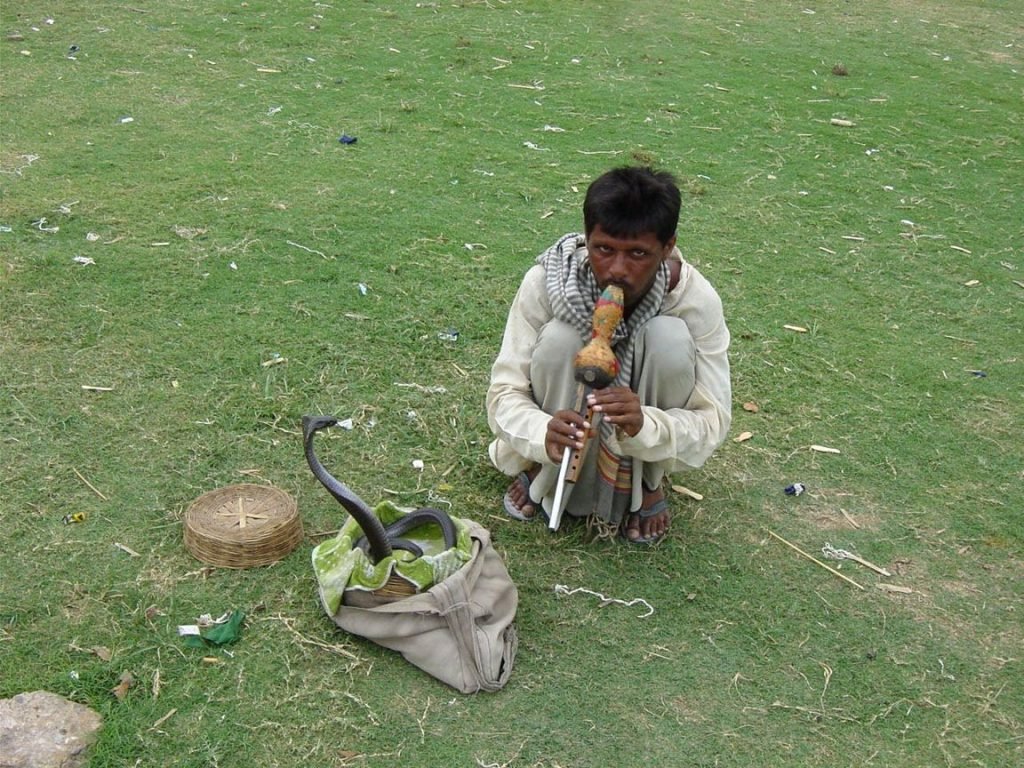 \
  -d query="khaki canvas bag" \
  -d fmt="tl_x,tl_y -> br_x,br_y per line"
330,520 -> 518,693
